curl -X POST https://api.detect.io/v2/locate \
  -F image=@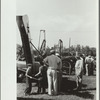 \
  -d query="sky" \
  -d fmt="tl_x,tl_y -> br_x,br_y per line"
16,0 -> 98,48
